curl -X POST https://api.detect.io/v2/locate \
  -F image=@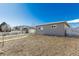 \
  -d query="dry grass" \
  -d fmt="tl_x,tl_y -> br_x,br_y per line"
0,34 -> 79,56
